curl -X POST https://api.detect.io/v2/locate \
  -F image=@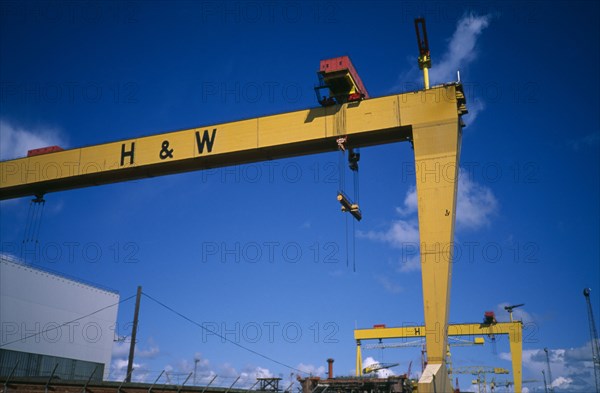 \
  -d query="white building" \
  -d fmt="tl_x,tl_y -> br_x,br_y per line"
0,256 -> 119,380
